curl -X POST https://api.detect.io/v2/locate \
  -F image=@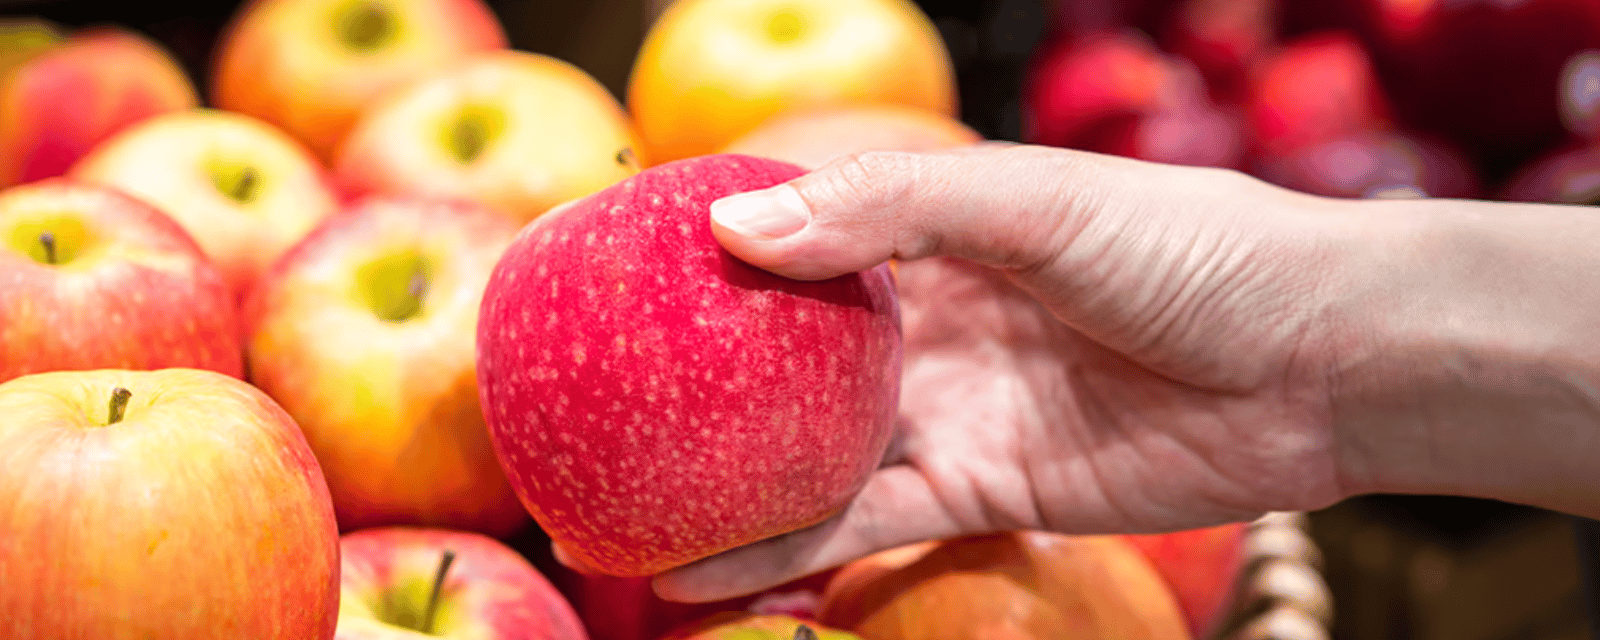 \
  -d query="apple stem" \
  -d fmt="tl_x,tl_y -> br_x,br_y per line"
407,269 -> 427,304
615,147 -> 637,169
39,231 -> 55,264
107,387 -> 131,425
422,548 -> 456,634
793,624 -> 818,640
230,166 -> 259,203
